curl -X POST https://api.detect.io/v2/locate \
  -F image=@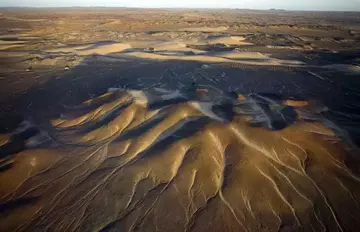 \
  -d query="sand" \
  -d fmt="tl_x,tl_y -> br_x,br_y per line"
1,88 -> 360,232
323,64 -> 360,74
46,42 -> 132,55
179,26 -> 229,32
1,8 -> 360,232
205,36 -> 254,46
0,40 -> 27,50
122,50 -> 304,66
